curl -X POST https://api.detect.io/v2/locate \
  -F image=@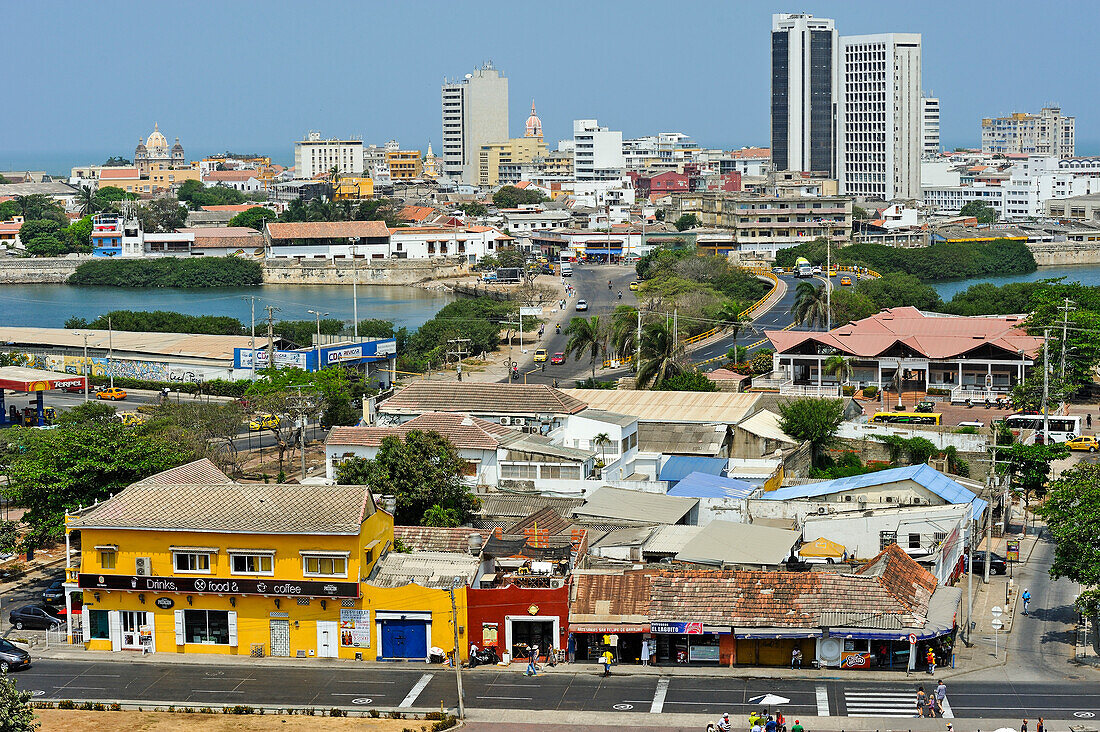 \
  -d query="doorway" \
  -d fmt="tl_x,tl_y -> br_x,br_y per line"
269,619 -> 290,657
316,621 -> 338,658
120,611 -> 145,650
